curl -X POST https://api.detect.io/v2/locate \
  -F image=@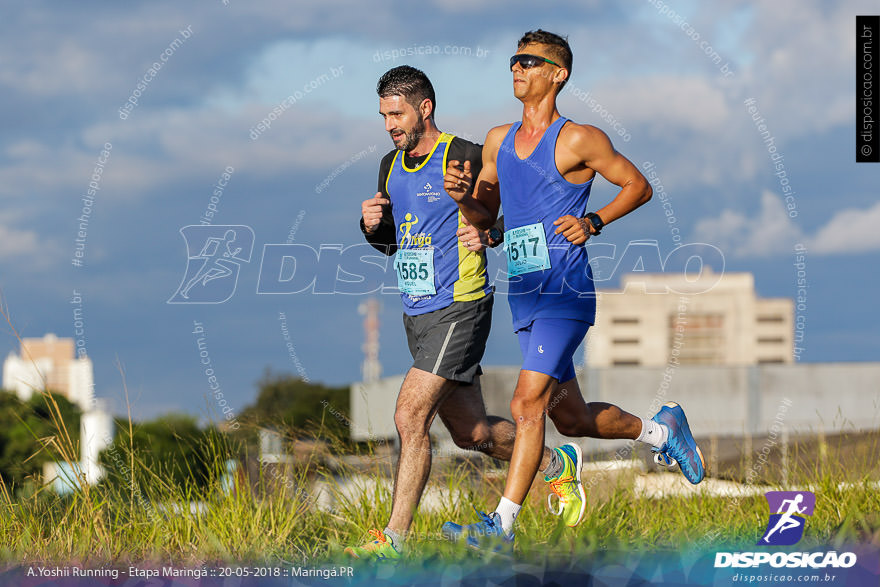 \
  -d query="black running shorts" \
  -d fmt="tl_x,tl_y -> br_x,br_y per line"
402,293 -> 493,384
